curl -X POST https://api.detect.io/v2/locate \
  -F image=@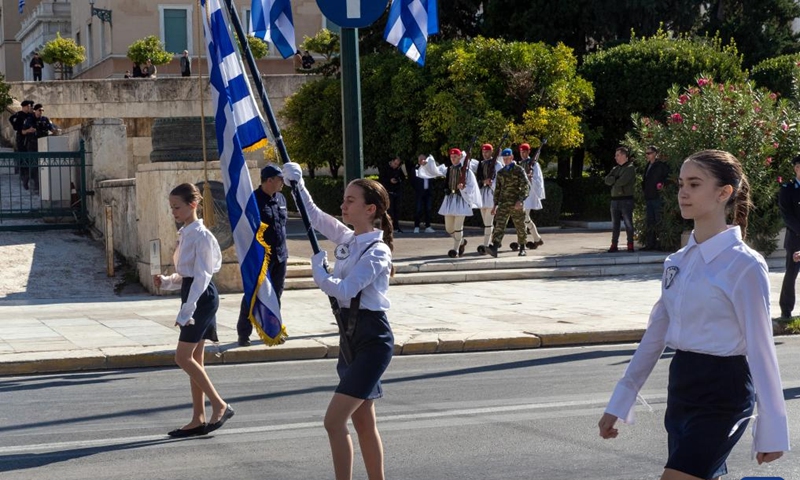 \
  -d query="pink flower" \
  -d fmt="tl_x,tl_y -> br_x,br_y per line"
697,78 -> 710,87
778,176 -> 784,183
774,142 -> 779,149
782,122 -> 789,131
678,94 -> 689,104
754,105 -> 762,113
770,93 -> 778,100
691,125 -> 698,131
766,157 -> 773,166
656,182 -> 663,190
670,113 -> 684,123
